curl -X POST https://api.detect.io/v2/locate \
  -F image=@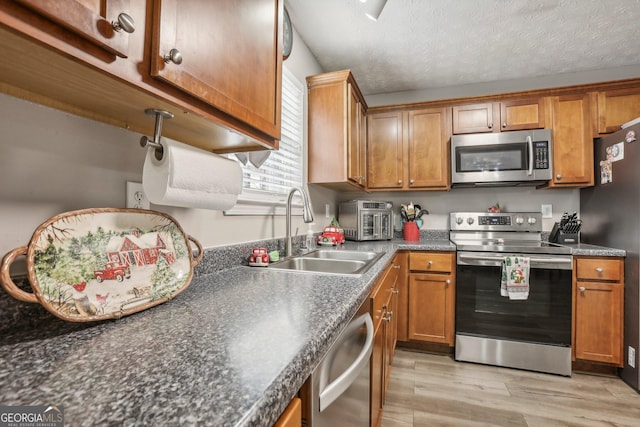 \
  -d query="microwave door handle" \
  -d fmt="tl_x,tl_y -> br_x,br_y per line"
527,135 -> 534,176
